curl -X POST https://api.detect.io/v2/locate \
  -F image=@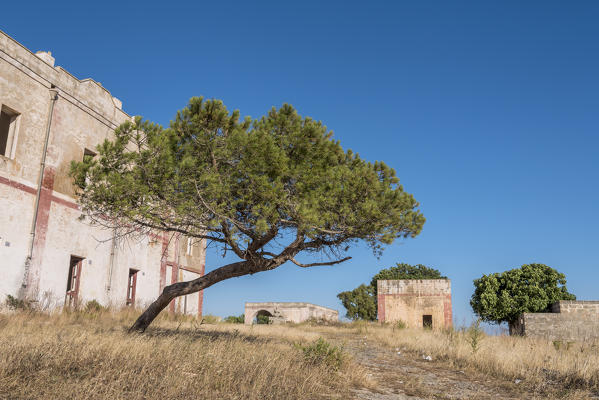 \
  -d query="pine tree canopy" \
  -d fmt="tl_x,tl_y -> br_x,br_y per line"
71,97 -> 425,331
